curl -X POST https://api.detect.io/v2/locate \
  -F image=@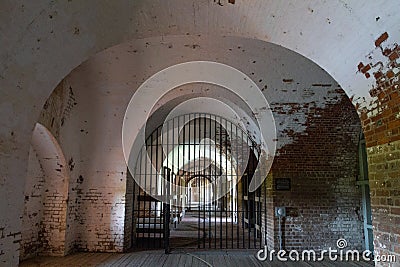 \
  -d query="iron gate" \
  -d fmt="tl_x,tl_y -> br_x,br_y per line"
131,113 -> 267,251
